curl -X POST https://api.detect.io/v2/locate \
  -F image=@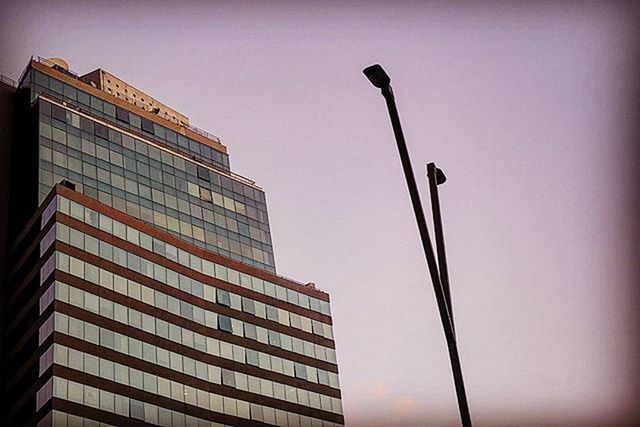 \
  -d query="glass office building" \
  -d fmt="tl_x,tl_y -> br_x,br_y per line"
0,58 -> 343,426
